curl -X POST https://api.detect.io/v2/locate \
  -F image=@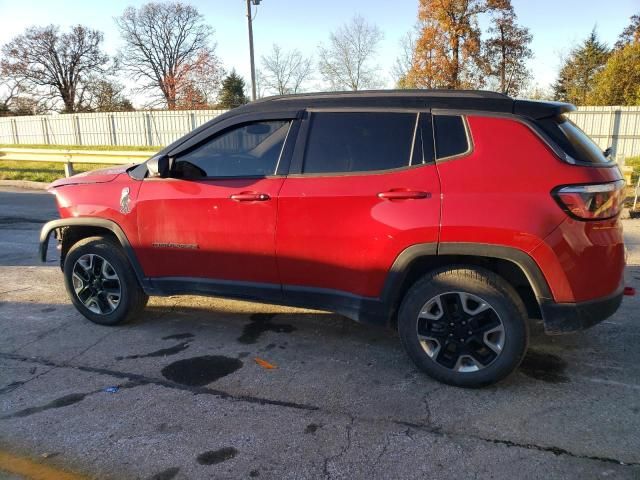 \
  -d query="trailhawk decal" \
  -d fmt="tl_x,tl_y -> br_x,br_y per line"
151,242 -> 199,249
